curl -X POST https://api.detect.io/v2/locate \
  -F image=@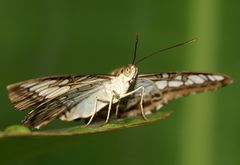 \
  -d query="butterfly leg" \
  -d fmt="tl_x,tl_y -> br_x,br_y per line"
84,98 -> 98,126
115,102 -> 120,117
105,90 -> 123,123
85,97 -> 109,126
138,87 -> 148,120
85,92 -> 116,126
105,93 -> 114,123
121,86 -> 148,120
